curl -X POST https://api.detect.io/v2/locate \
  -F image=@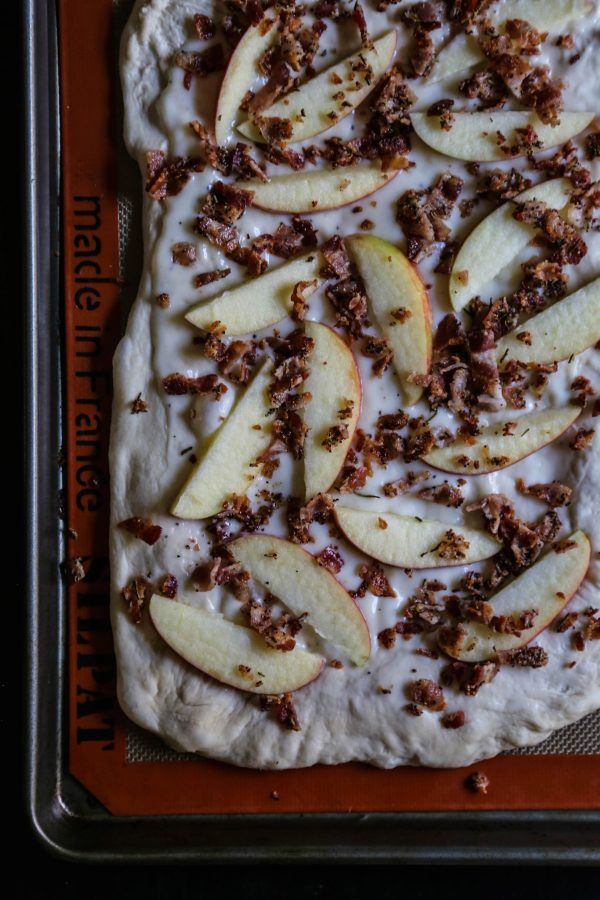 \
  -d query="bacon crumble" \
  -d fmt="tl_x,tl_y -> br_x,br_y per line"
118,517 -> 163,546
